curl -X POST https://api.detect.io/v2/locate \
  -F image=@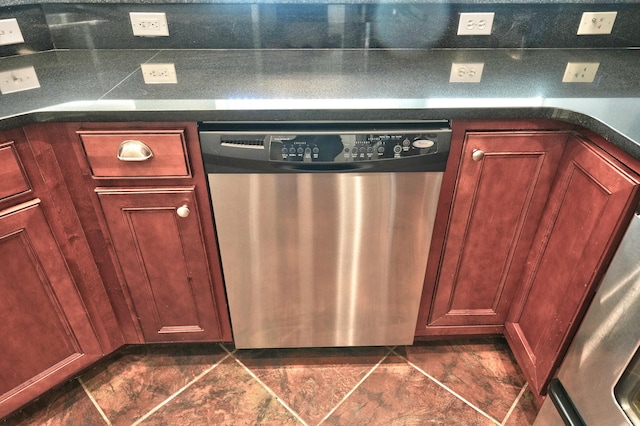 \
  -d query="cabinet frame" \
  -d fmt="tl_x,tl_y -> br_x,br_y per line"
53,122 -> 232,345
